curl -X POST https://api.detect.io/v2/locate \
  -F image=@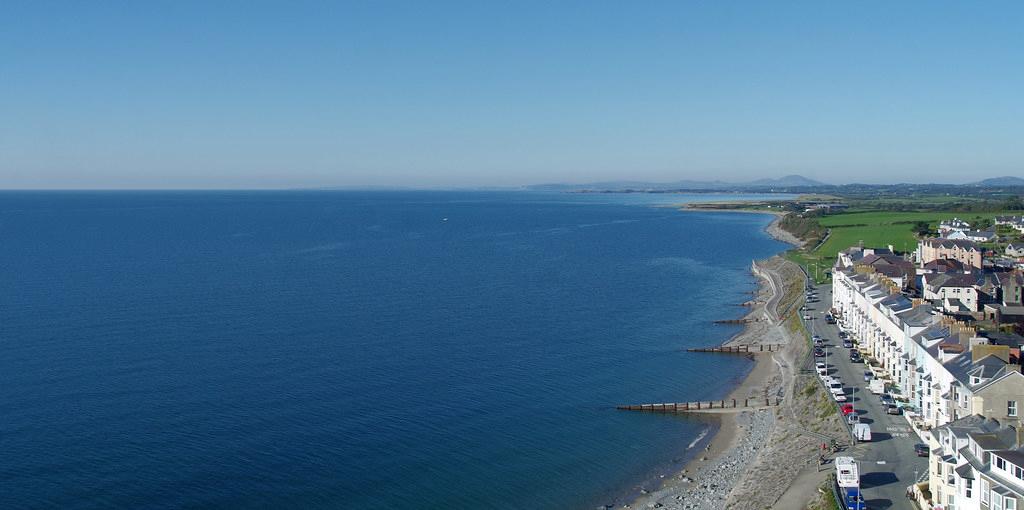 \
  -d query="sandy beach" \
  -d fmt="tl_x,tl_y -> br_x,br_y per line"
625,257 -> 797,510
